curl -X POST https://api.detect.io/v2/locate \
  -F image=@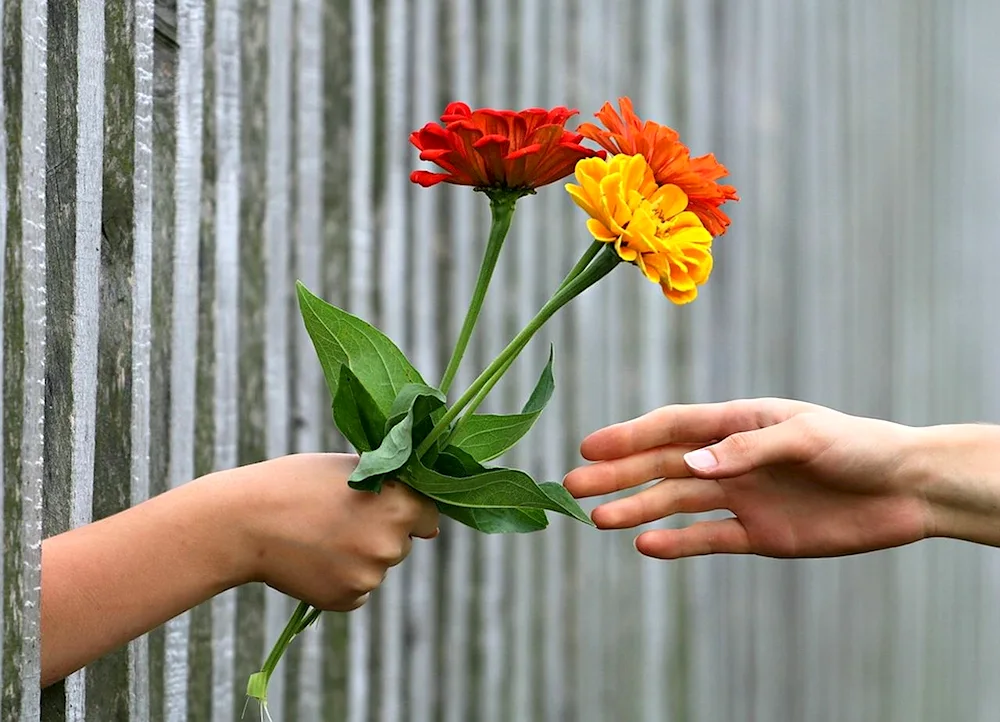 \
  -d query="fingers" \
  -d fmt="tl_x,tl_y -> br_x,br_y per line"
682,416 -> 819,479
563,444 -> 701,498
580,398 -> 809,461
635,519 -> 750,559
590,478 -> 728,529
397,483 -> 440,539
